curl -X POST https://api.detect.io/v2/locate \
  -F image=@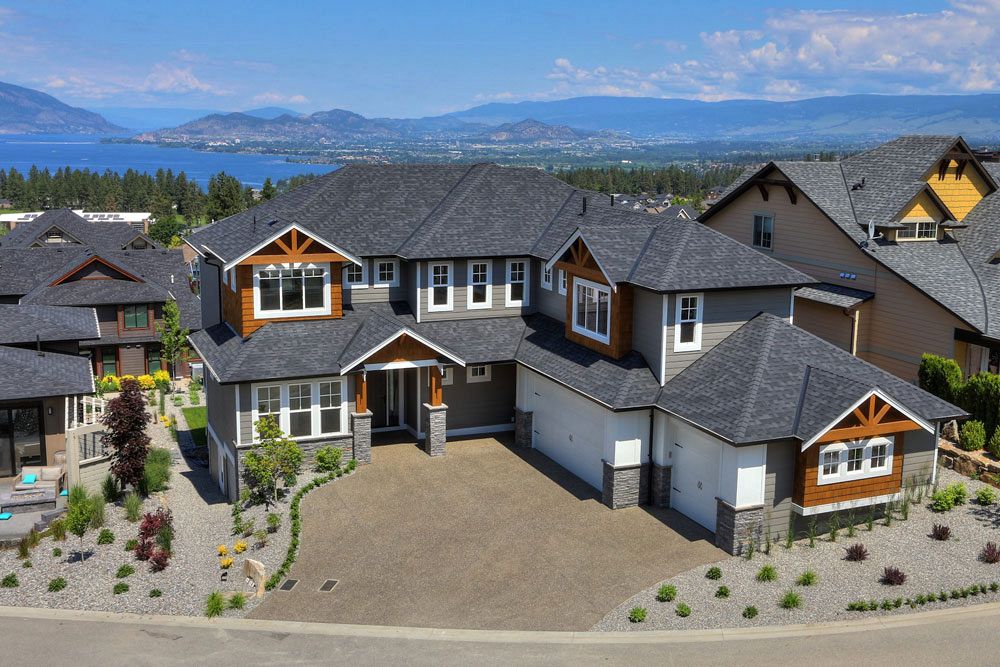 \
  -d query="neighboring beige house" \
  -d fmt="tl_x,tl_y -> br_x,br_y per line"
701,136 -> 1000,381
